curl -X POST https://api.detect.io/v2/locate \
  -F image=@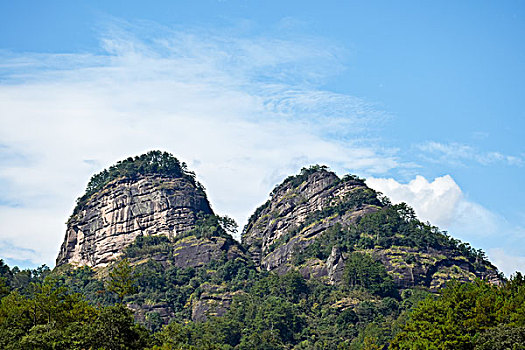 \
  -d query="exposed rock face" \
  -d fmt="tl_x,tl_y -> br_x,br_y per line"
242,169 -> 379,277
137,235 -> 248,270
57,175 -> 212,268
54,153 -> 503,330
191,284 -> 243,322
242,168 -> 501,289
372,246 -> 500,292
326,246 -> 345,284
